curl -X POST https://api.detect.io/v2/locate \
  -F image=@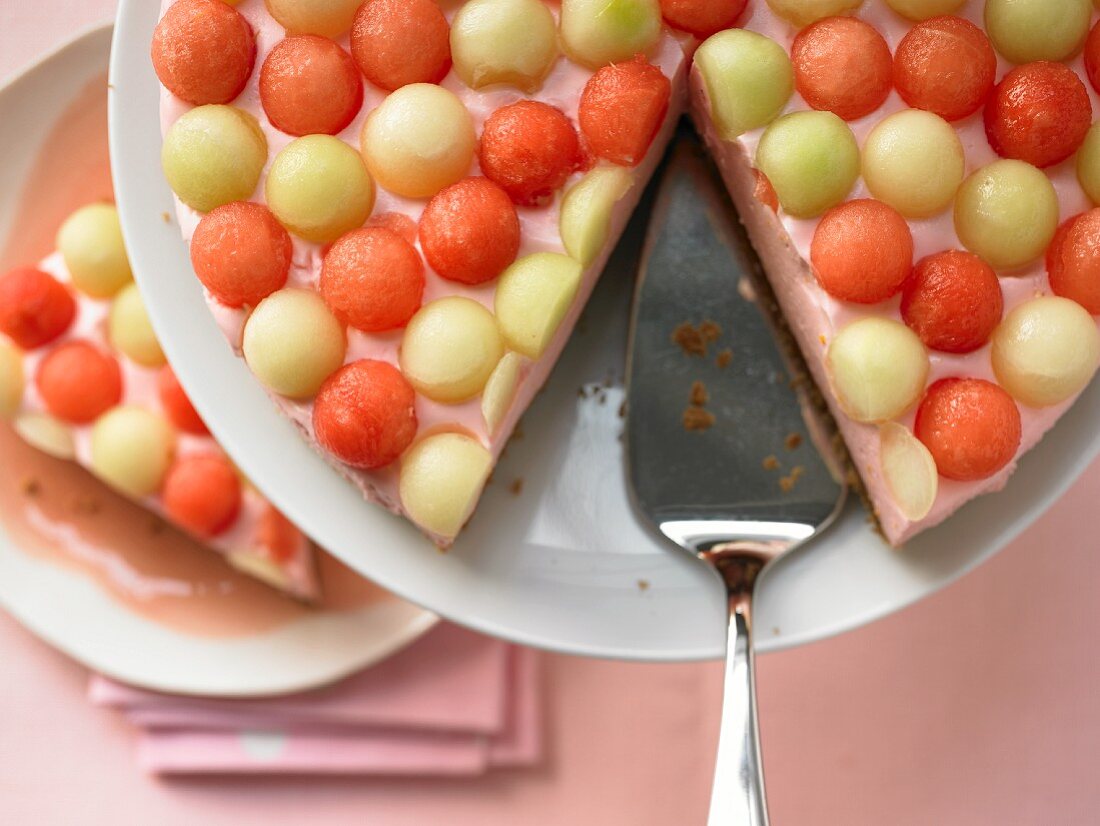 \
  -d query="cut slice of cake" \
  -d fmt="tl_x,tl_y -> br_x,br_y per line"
152,0 -> 702,546
692,0 -> 1100,544
0,203 -> 319,599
